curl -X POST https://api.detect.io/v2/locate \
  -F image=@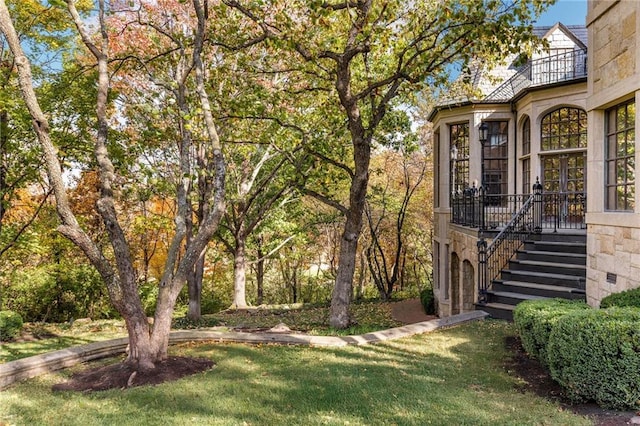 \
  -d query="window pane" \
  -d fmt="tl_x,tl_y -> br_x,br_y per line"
606,99 -> 635,211
450,122 -> 470,196
541,107 -> 587,151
